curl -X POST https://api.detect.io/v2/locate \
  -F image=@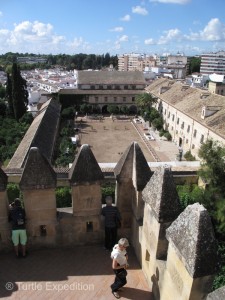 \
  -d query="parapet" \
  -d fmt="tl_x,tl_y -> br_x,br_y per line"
19,147 -> 56,190
166,203 -> 219,278
114,141 -> 151,191
69,144 -> 104,185
142,166 -> 182,222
